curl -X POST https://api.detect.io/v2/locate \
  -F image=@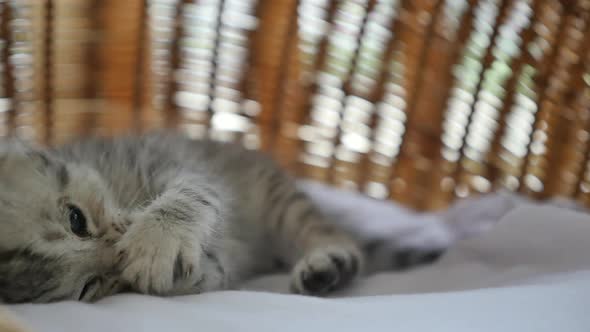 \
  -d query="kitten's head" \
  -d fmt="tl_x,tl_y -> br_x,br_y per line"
0,139 -> 125,303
